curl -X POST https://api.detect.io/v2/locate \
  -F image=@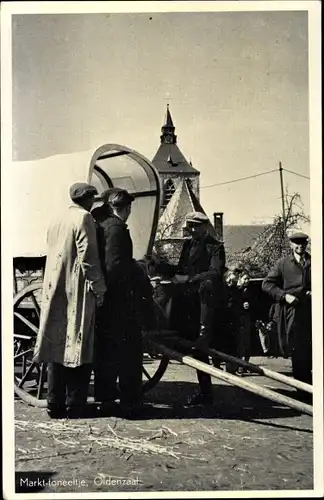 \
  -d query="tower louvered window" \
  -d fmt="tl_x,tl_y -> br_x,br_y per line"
163,178 -> 176,206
